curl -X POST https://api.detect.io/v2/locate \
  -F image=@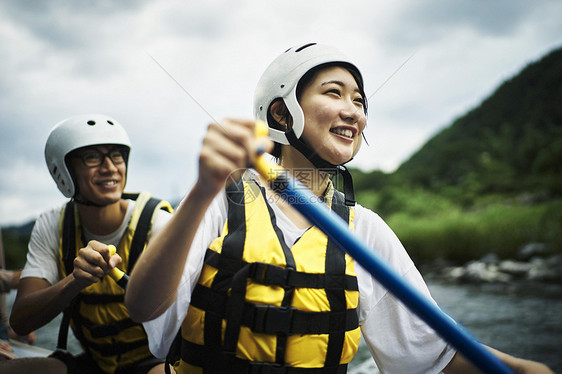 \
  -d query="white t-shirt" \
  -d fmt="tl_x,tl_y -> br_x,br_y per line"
22,199 -> 173,286
143,187 -> 457,374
